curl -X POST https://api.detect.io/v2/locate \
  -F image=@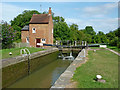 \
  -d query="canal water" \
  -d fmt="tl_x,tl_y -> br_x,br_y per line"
8,50 -> 79,88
